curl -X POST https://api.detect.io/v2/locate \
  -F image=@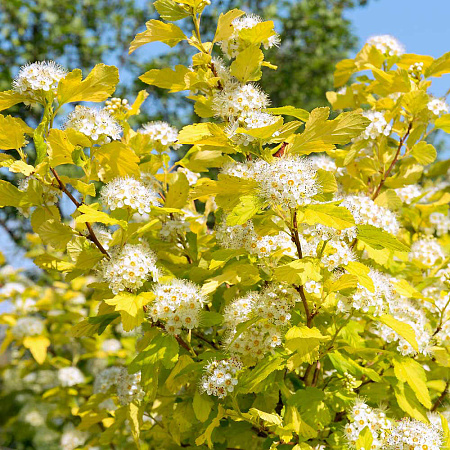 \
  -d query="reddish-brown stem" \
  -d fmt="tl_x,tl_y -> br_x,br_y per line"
432,381 -> 449,412
371,123 -> 412,200
50,167 -> 110,258
273,142 -> 288,158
